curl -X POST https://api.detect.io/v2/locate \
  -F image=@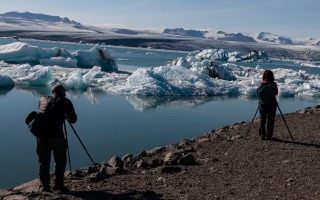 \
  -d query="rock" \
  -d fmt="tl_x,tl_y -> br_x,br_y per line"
149,158 -> 163,168
0,190 -> 12,198
158,166 -> 182,174
138,151 -> 148,158
164,152 -> 182,166
299,110 -> 306,114
71,169 -> 87,178
89,172 -> 108,182
178,139 -> 193,147
147,147 -> 166,155
86,165 -> 100,174
106,167 -> 127,175
135,160 -> 149,169
3,195 -> 28,200
12,179 -> 40,193
196,138 -> 210,145
178,148 -> 195,155
227,134 -> 243,141
105,156 -> 124,168
177,153 -> 197,165
122,153 -> 137,168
